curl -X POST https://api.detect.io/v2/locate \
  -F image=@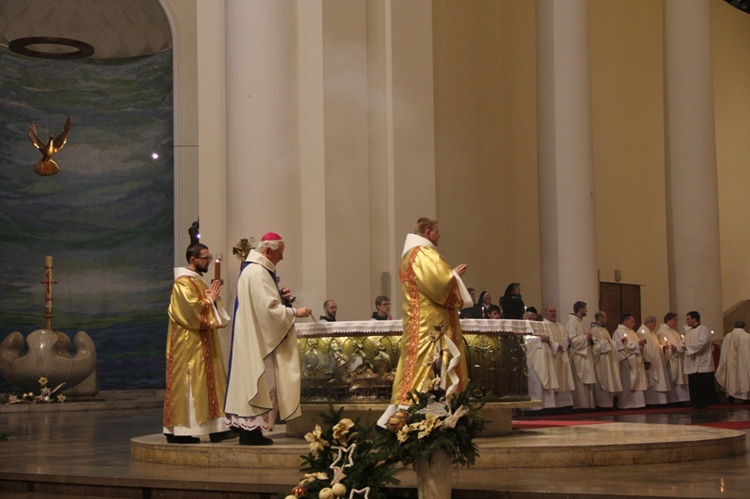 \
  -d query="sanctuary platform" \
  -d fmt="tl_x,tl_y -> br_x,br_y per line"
3,404 -> 750,498
131,420 -> 745,469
